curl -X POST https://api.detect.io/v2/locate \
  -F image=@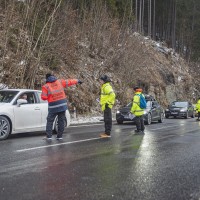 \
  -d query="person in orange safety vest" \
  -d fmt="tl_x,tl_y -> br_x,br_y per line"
41,73 -> 83,140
